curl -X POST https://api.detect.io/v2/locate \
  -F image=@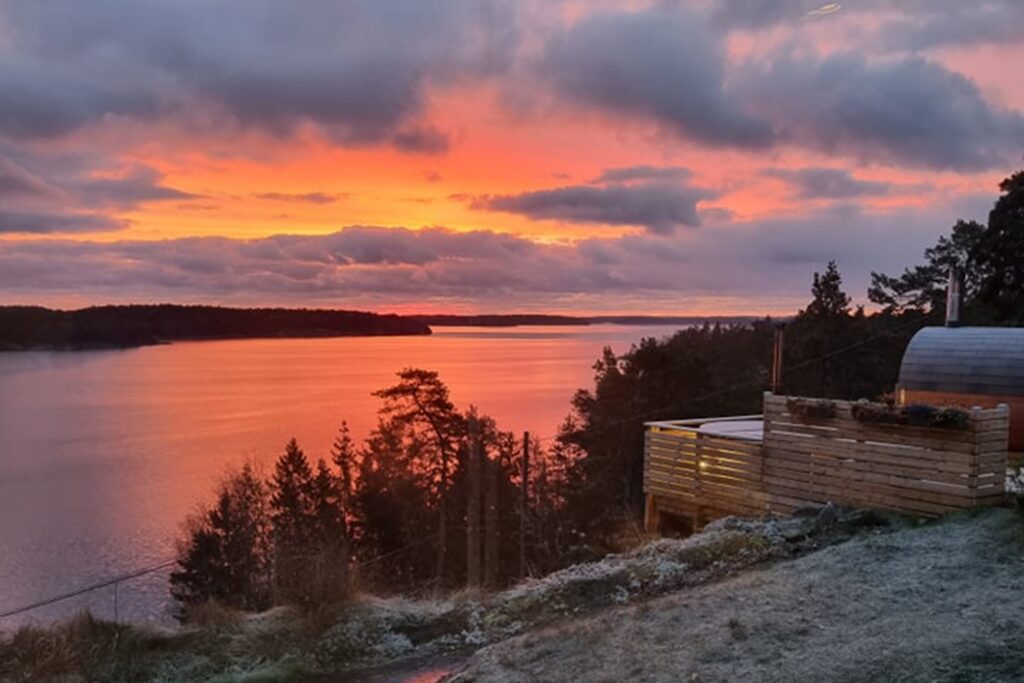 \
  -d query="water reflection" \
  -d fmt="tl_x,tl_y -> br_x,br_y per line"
0,325 -> 679,627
